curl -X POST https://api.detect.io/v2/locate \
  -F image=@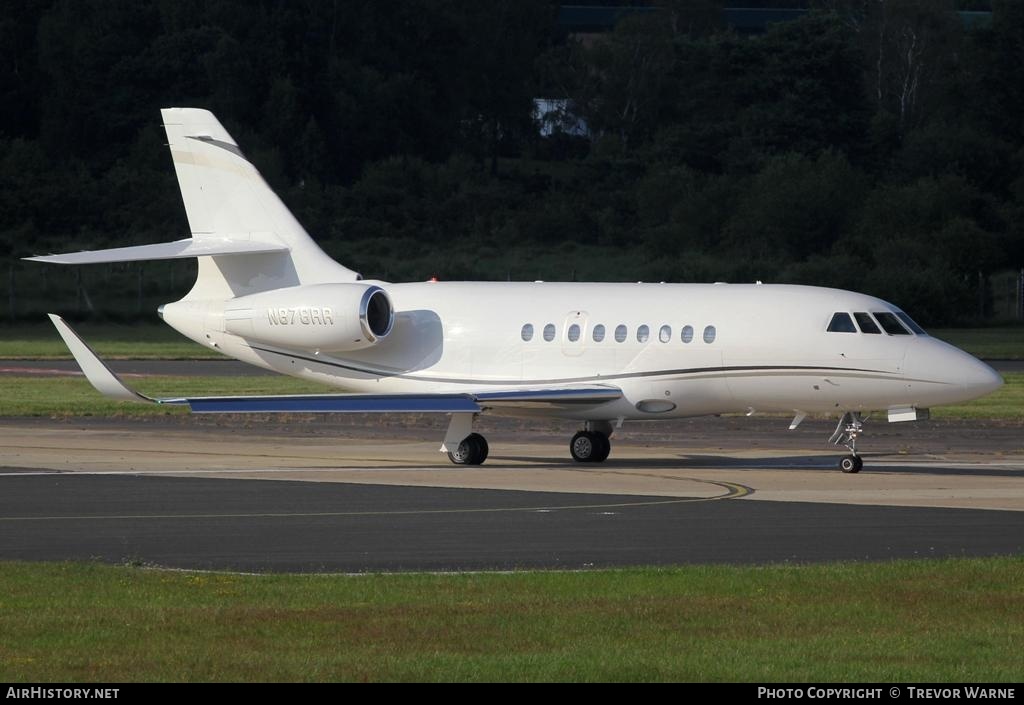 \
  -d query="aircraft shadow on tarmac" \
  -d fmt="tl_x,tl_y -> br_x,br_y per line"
485,453 -> 1024,477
